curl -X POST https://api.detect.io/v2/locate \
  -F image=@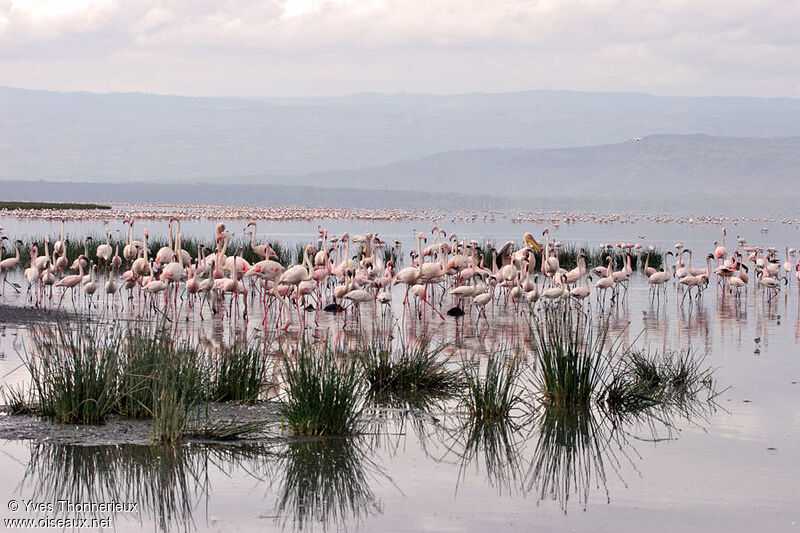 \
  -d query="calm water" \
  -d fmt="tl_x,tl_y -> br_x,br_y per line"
0,213 -> 798,531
